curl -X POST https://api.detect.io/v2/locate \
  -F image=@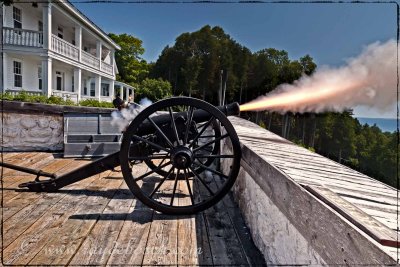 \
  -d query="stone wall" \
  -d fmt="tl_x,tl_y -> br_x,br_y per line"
1,101 -> 114,151
1,112 -> 63,151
